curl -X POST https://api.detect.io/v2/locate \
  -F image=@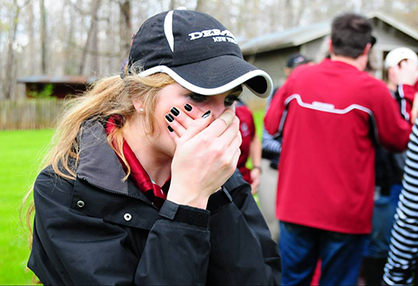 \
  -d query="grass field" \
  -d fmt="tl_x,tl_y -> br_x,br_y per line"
253,109 -> 265,139
0,129 -> 54,284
